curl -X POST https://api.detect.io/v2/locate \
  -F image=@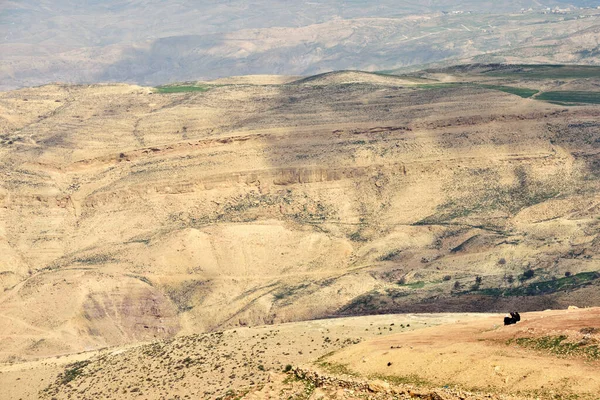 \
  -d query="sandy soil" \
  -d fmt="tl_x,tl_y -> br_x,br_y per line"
4,309 -> 597,399
0,313 -> 488,400
326,308 -> 600,399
